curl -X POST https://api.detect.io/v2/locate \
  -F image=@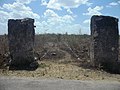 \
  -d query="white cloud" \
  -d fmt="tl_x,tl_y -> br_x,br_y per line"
106,1 -> 120,7
82,19 -> 90,34
0,11 -> 11,34
0,0 -> 85,35
41,0 -> 91,18
3,2 -> 32,12
46,0 -> 62,10
15,0 -> 36,4
41,0 -> 92,10
0,11 -> 10,22
0,0 -> 81,35
2,2 -> 40,19
83,19 -> 90,24
44,9 -> 74,26
109,2 -> 118,6
82,6 -> 103,33
43,9 -> 74,24
38,9 -> 81,34
0,0 -> 40,34
118,1 -> 120,4
41,0 -> 48,5
67,8 -> 73,14
44,9 -> 59,18
83,6 -> 103,16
